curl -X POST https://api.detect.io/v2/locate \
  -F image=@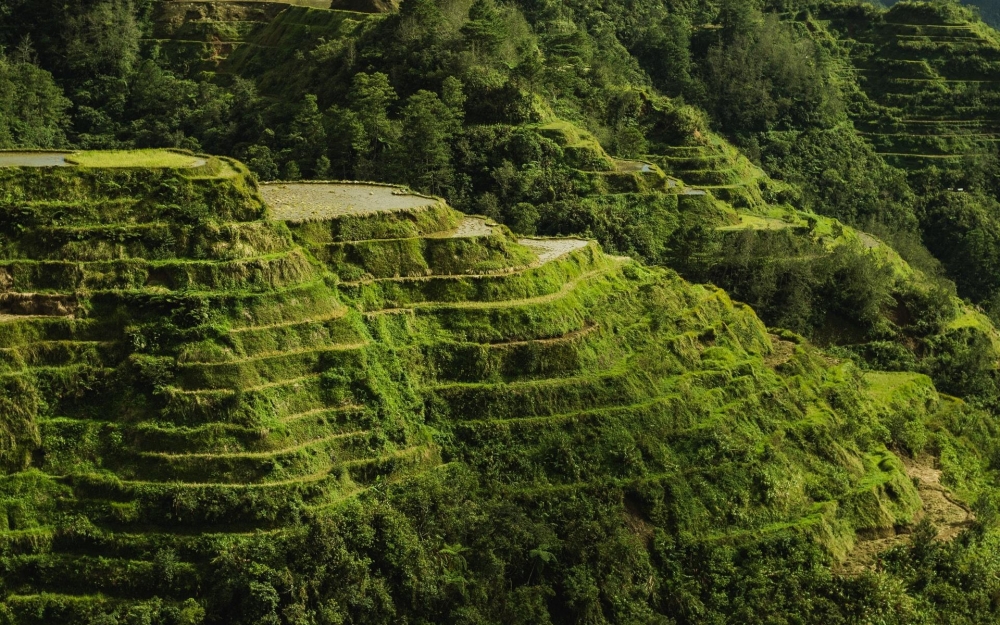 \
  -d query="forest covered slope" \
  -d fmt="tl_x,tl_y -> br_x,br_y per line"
3,0 -> 1000,622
